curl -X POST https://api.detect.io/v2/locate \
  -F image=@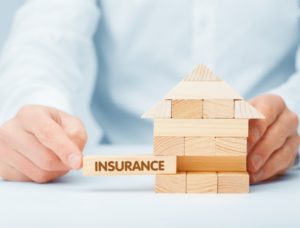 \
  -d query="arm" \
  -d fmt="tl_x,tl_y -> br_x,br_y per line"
0,0 -> 100,182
